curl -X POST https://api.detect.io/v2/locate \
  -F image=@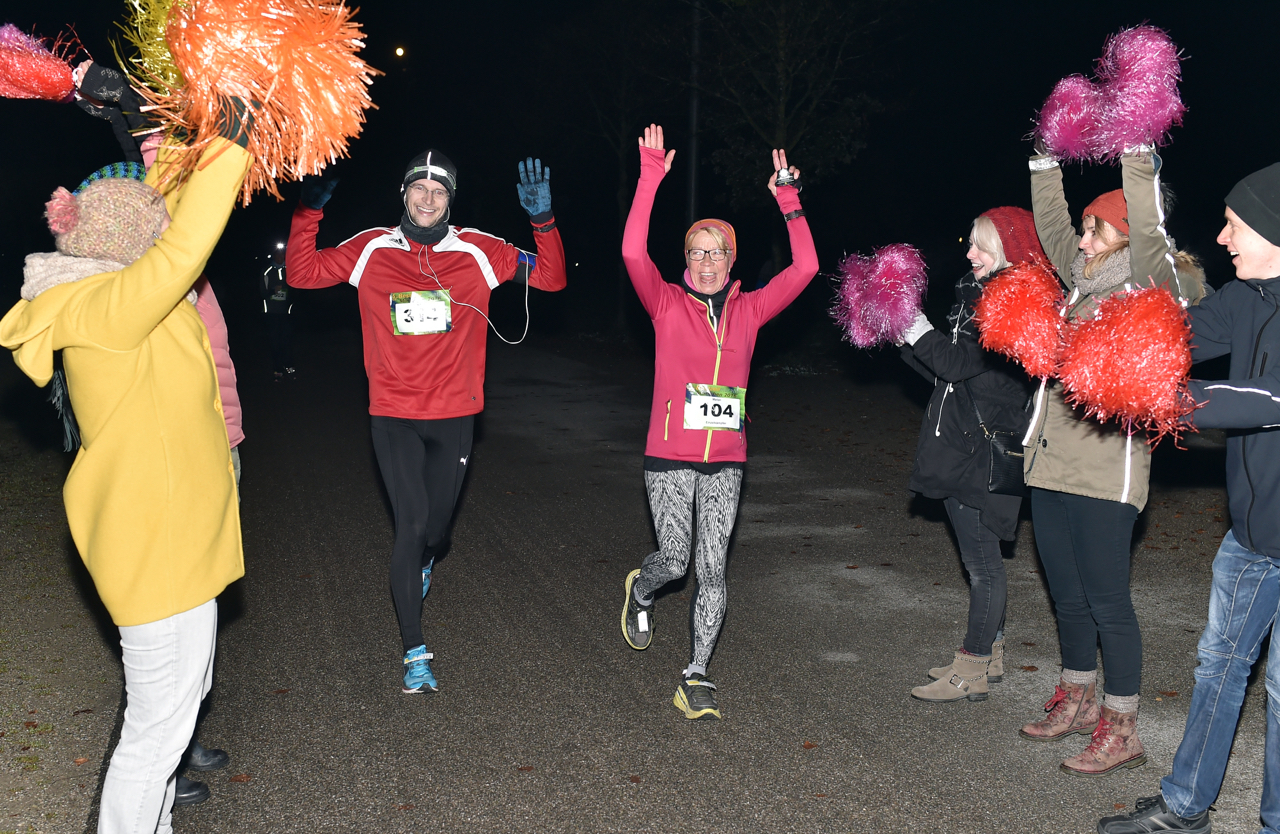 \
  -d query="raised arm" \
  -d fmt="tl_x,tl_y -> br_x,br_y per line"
285,176 -> 358,290
72,138 -> 251,351
1029,153 -> 1082,282
750,148 -> 819,322
1119,149 -> 1180,297
622,124 -> 676,316
511,157 -> 566,291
